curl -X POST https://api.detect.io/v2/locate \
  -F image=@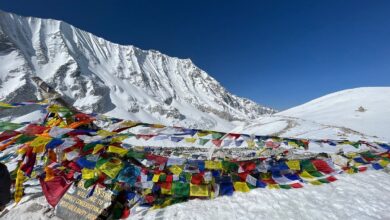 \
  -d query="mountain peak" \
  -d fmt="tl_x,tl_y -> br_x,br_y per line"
0,10 -> 276,131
